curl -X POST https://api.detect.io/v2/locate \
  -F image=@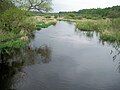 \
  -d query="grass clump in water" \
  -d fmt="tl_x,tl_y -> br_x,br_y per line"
76,18 -> 120,43
76,19 -> 110,31
36,21 -> 56,30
